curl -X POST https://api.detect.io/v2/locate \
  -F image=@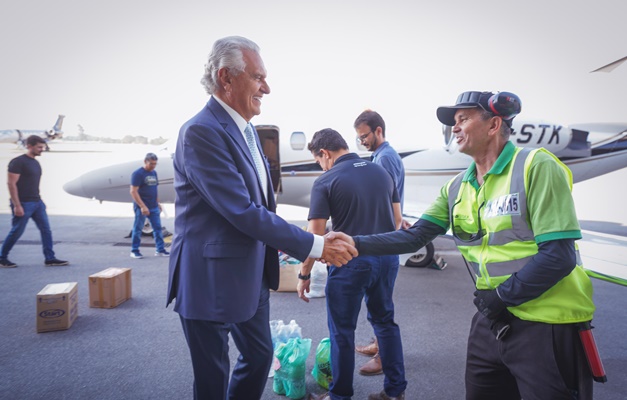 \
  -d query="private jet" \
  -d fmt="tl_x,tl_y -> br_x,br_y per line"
62,118 -> 627,279
0,115 -> 65,149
